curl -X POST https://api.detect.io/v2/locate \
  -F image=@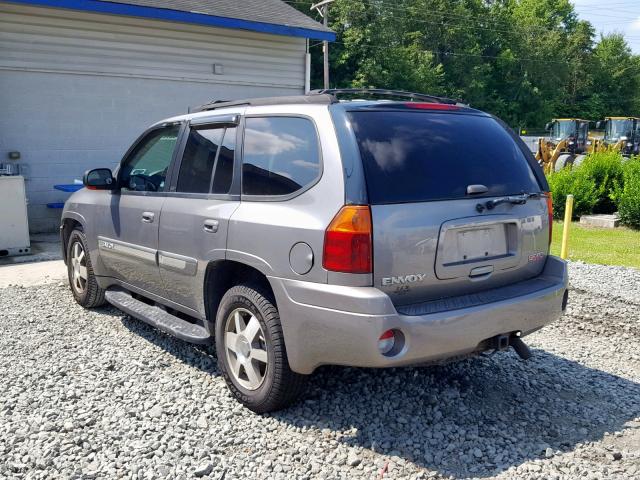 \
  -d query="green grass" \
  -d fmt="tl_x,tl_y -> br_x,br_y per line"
550,221 -> 640,269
